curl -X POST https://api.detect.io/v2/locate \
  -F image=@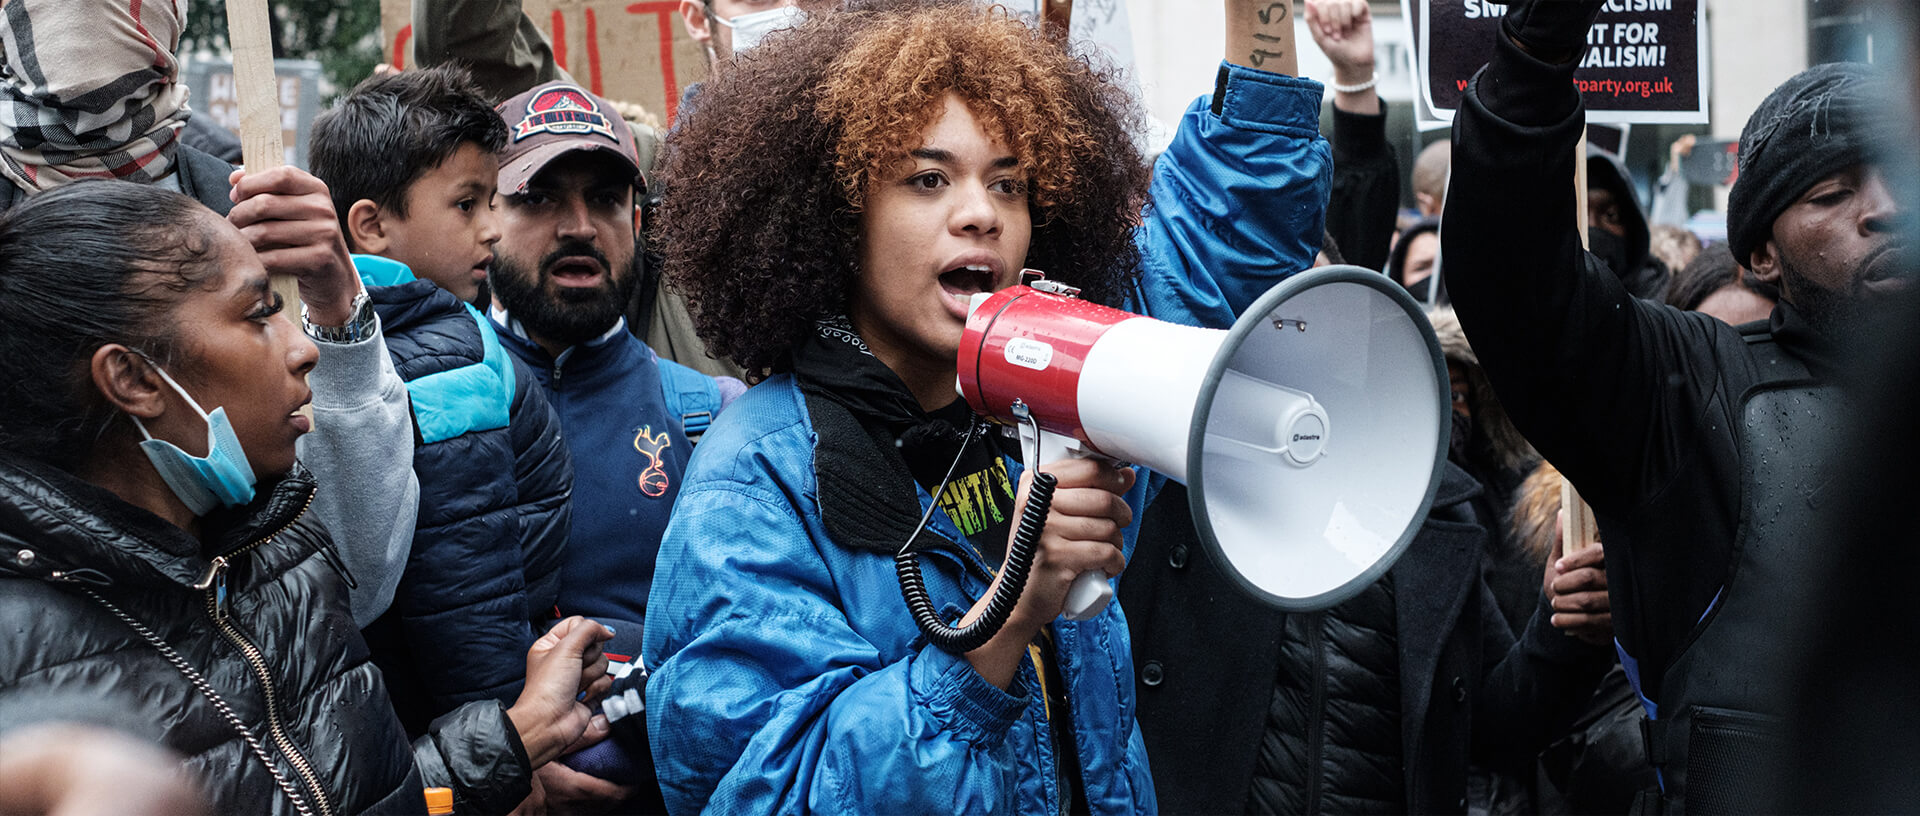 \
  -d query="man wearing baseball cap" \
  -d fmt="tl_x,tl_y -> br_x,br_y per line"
487,79 -> 744,809
1439,1 -> 1902,812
